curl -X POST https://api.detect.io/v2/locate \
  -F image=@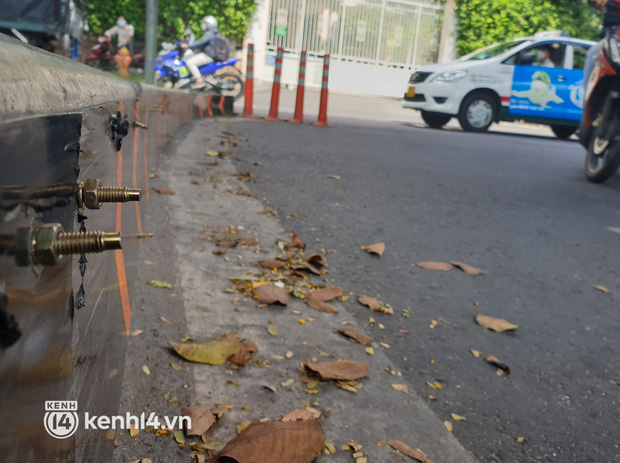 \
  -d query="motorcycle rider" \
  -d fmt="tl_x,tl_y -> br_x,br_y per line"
104,16 -> 134,54
182,16 -> 219,87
